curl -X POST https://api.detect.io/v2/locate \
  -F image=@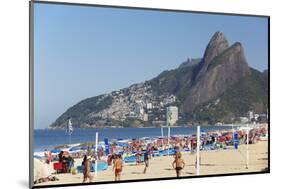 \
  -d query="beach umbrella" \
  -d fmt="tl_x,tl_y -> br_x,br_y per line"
91,144 -> 103,149
116,142 -> 129,147
69,149 -> 82,154
33,155 -> 44,160
34,151 -> 46,158
69,147 -> 80,151
33,158 -> 52,181
51,149 -> 62,153
80,146 -> 88,150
